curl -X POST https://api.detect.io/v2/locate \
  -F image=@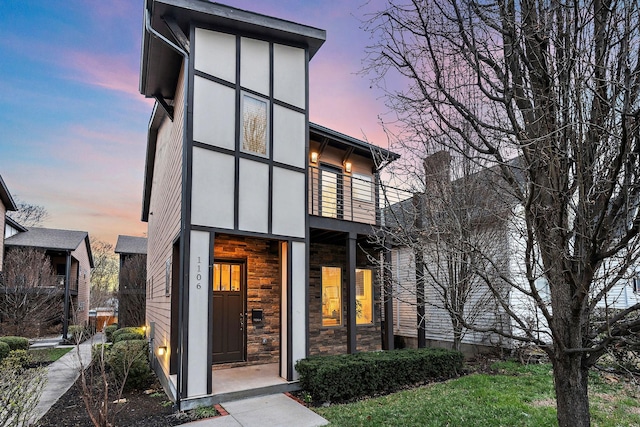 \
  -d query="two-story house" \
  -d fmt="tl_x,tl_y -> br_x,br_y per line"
139,0 -> 400,409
